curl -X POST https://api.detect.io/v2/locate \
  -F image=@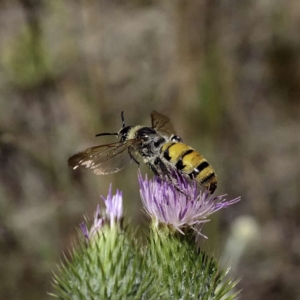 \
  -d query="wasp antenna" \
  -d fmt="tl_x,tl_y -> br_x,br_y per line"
95,132 -> 118,137
121,111 -> 125,128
